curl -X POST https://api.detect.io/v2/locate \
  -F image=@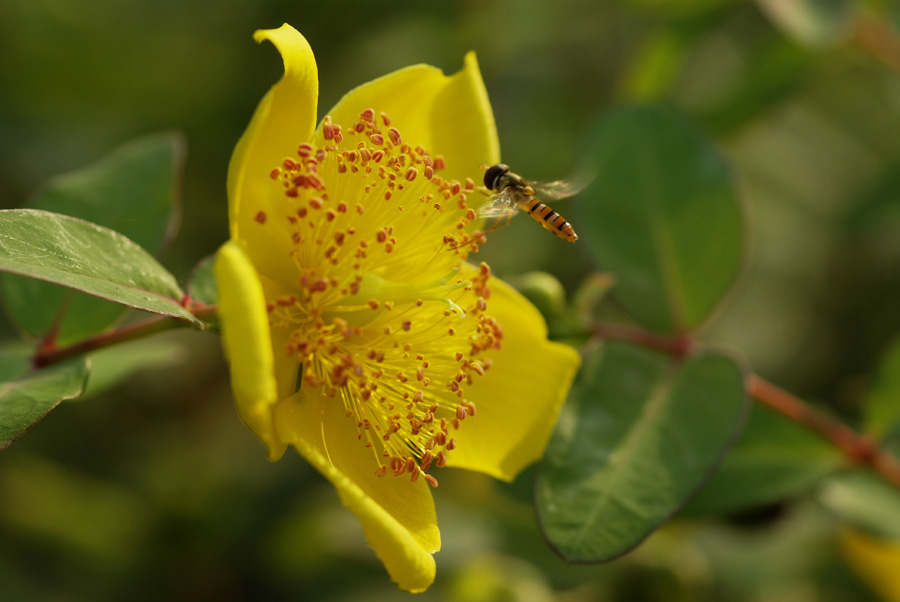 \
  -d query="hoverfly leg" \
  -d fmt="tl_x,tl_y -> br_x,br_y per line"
482,209 -> 516,236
